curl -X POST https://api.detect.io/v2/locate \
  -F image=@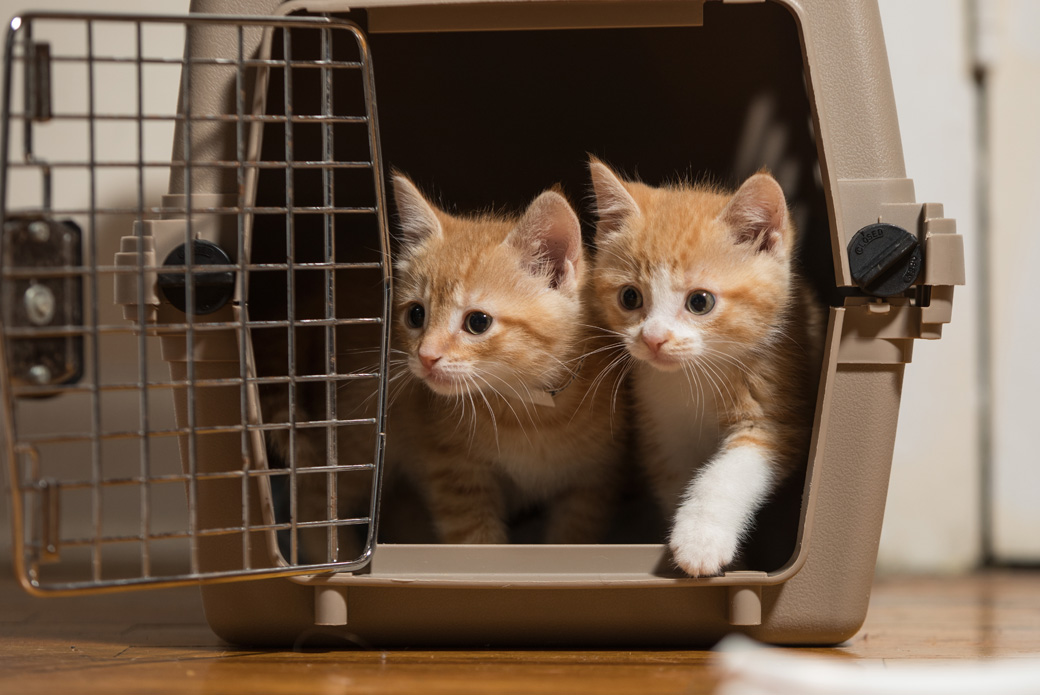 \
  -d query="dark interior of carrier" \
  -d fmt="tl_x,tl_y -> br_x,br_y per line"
253,2 -> 829,572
